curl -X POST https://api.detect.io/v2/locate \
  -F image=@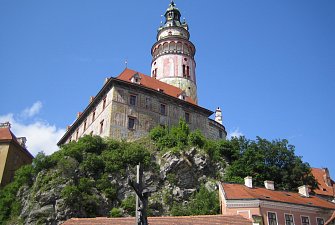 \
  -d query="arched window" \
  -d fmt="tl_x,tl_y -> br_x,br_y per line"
169,42 -> 176,51
184,44 -> 189,54
163,42 -> 169,52
177,42 -> 182,52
